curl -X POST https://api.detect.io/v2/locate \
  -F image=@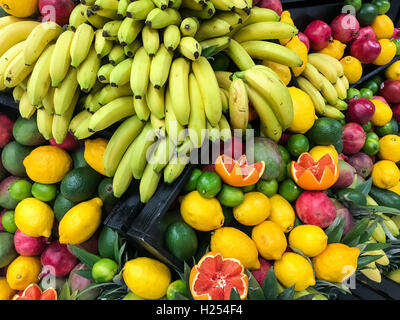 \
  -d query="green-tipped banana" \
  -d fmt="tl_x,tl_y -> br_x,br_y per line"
126,0 -> 155,20
69,4 -> 89,31
52,90 -> 79,144
323,105 -> 345,120
151,0 -> 169,10
180,4 -> 215,20
54,68 -> 79,115
94,29 -> 113,58
97,63 -> 114,83
69,109 -> 92,134
108,44 -> 125,65
36,108 -> 53,140
93,0 -> 119,11
229,77 -> 248,132
73,114 -> 96,140
70,23 -> 94,68
226,38 -> 255,71
163,25 -> 181,52
188,73 -> 206,149
140,162 -> 162,203
142,25 -> 160,56
50,30 -> 74,87
97,84 -> 133,106
242,7 -> 279,26
145,8 -> 181,29
200,36 -> 231,54
215,71 -> 232,90
296,76 -> 326,116
117,17 -> 143,46
130,46 -> 151,99
179,36 -> 202,61
307,53 -> 340,84
86,11 -> 111,29
215,11 -> 243,27
147,84 -> 165,119
12,85 -> 25,103
117,0 -> 131,16
150,44 -> 173,89
77,45 -> 101,93
334,99 -> 348,111
110,58 -> 133,87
